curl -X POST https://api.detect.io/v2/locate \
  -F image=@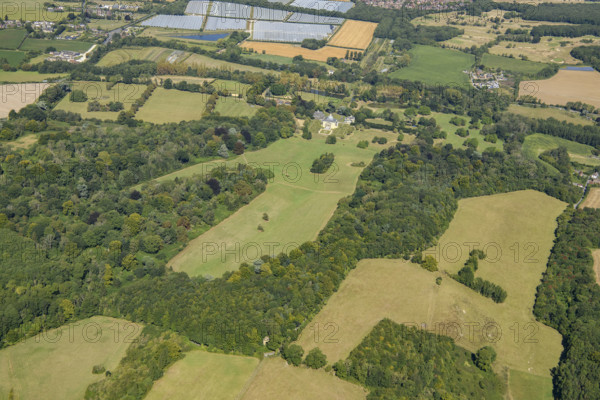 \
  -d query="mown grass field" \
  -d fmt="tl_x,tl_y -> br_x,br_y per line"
296,190 -> 565,379
214,97 -> 258,117
0,29 -> 27,50
520,69 -> 600,109
508,104 -> 594,126
165,130 -> 390,278
509,370 -> 553,400
145,350 -> 259,400
0,50 -> 26,66
388,45 -> 474,87
20,39 -> 94,52
0,71 -> 65,83
239,357 -> 366,400
0,316 -> 142,400
581,188 -> 600,209
522,133 -> 600,166
136,88 -> 208,123
97,47 -> 175,67
481,53 -> 549,75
